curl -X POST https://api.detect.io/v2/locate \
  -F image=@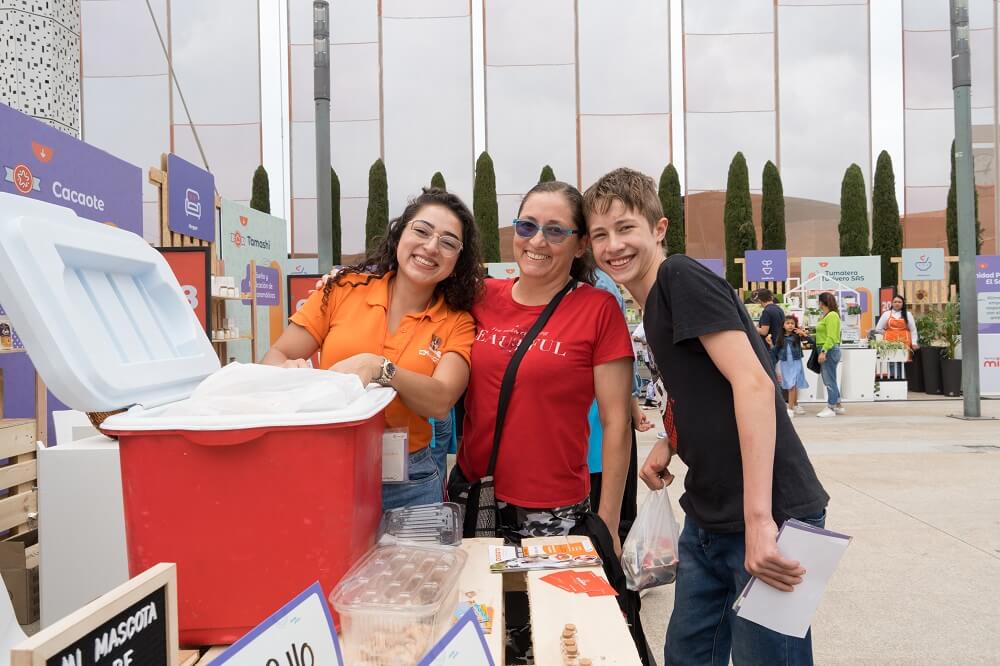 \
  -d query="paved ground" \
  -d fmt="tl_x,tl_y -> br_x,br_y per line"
635,396 -> 1000,665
